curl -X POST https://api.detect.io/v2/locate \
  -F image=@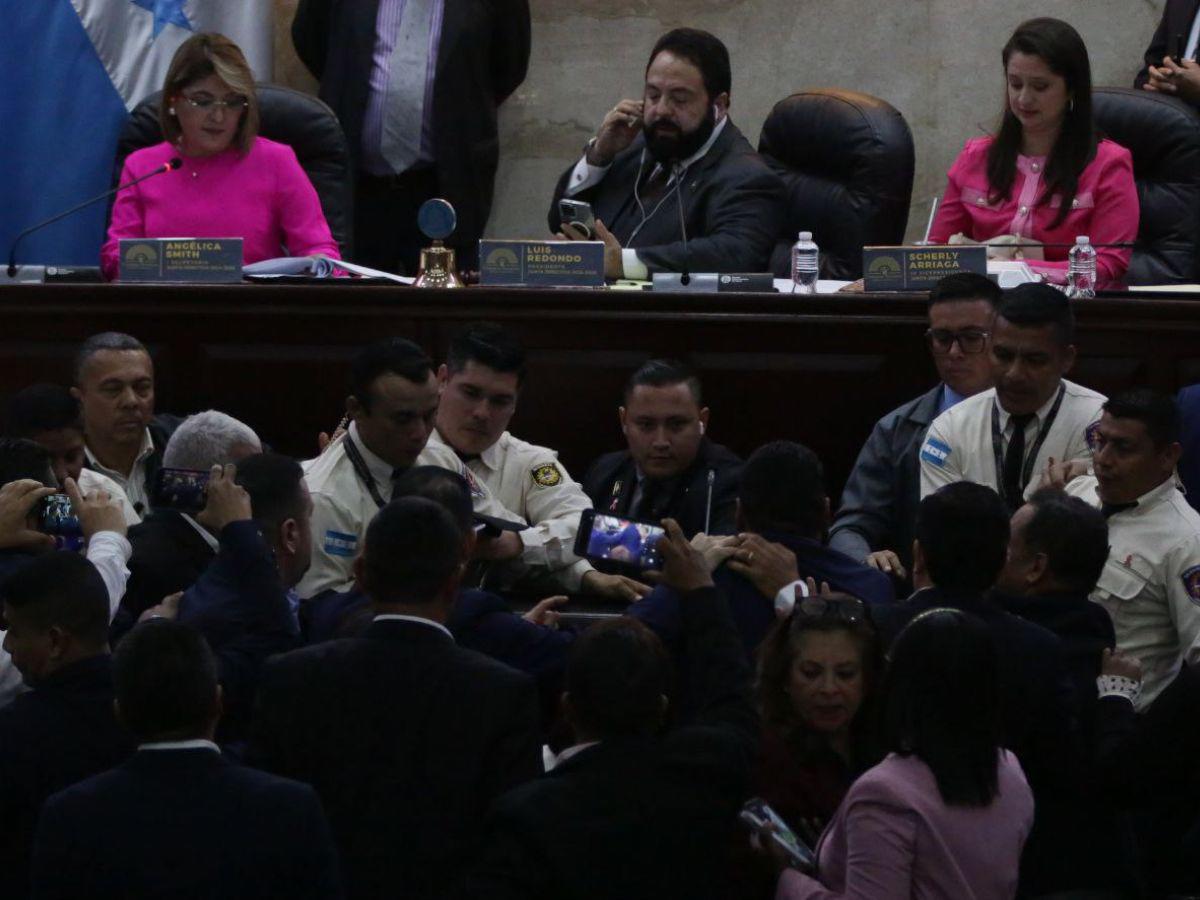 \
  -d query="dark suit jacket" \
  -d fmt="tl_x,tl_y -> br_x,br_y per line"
84,413 -> 181,519
460,586 -> 757,900
31,748 -> 342,900
829,385 -> 943,571
117,509 -> 216,636
304,587 -> 575,728
0,656 -> 133,900
1178,384 -> 1200,514
582,438 -> 742,538
1135,0 -> 1200,110
249,617 -> 542,900
291,0 -> 531,265
549,121 -> 784,273
177,520 -> 301,743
